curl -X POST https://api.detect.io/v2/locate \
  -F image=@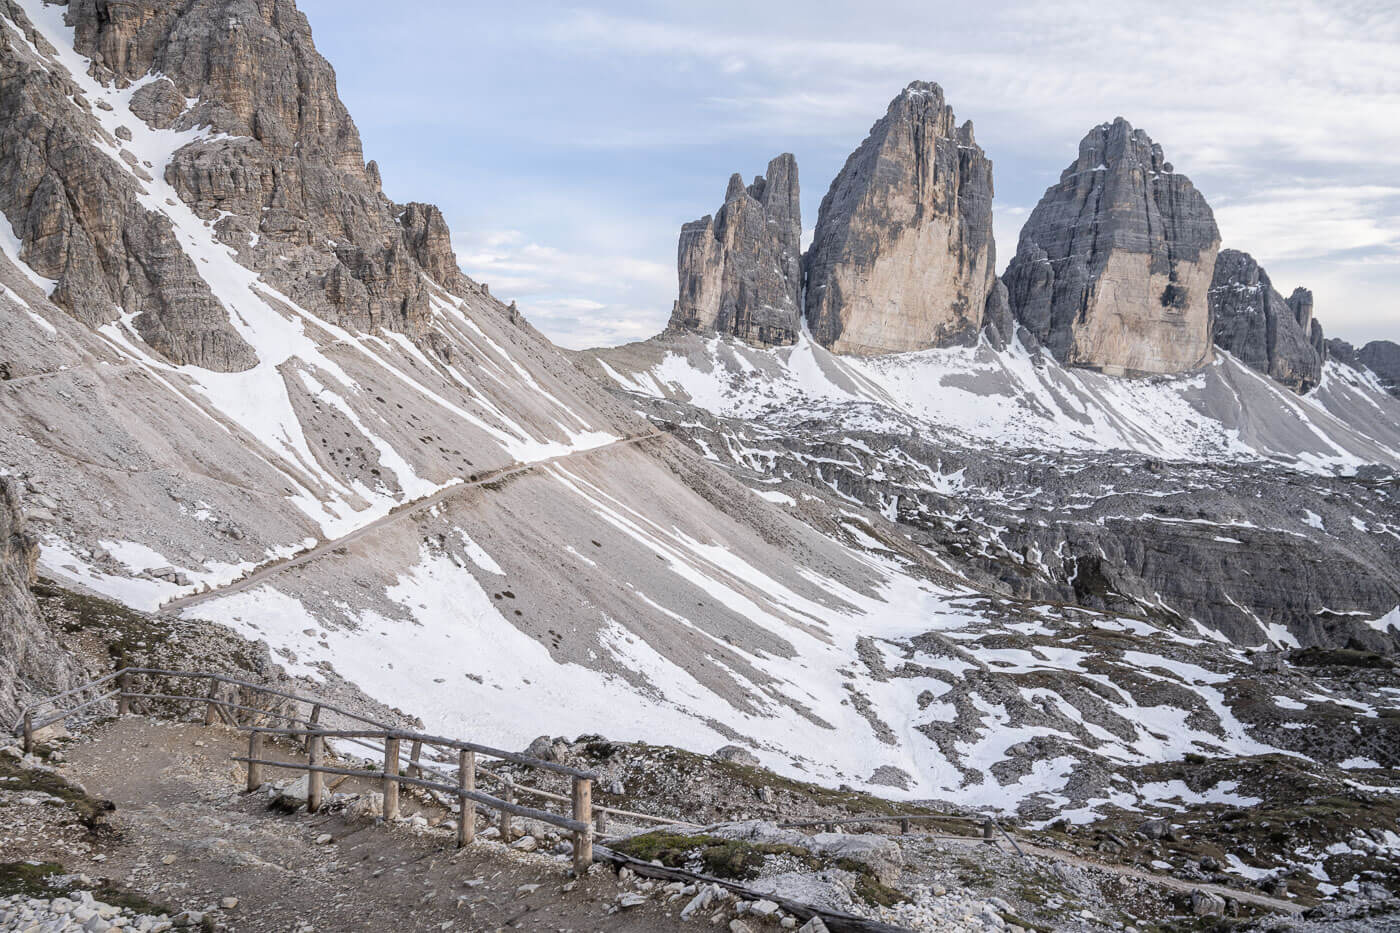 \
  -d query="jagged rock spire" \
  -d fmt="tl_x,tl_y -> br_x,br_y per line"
1210,249 -> 1325,393
803,81 -> 998,355
667,153 -> 802,347
1004,118 -> 1220,375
